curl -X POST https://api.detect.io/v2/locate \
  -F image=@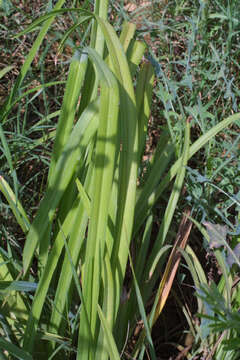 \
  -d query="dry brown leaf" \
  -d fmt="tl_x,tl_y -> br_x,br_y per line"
153,208 -> 192,324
